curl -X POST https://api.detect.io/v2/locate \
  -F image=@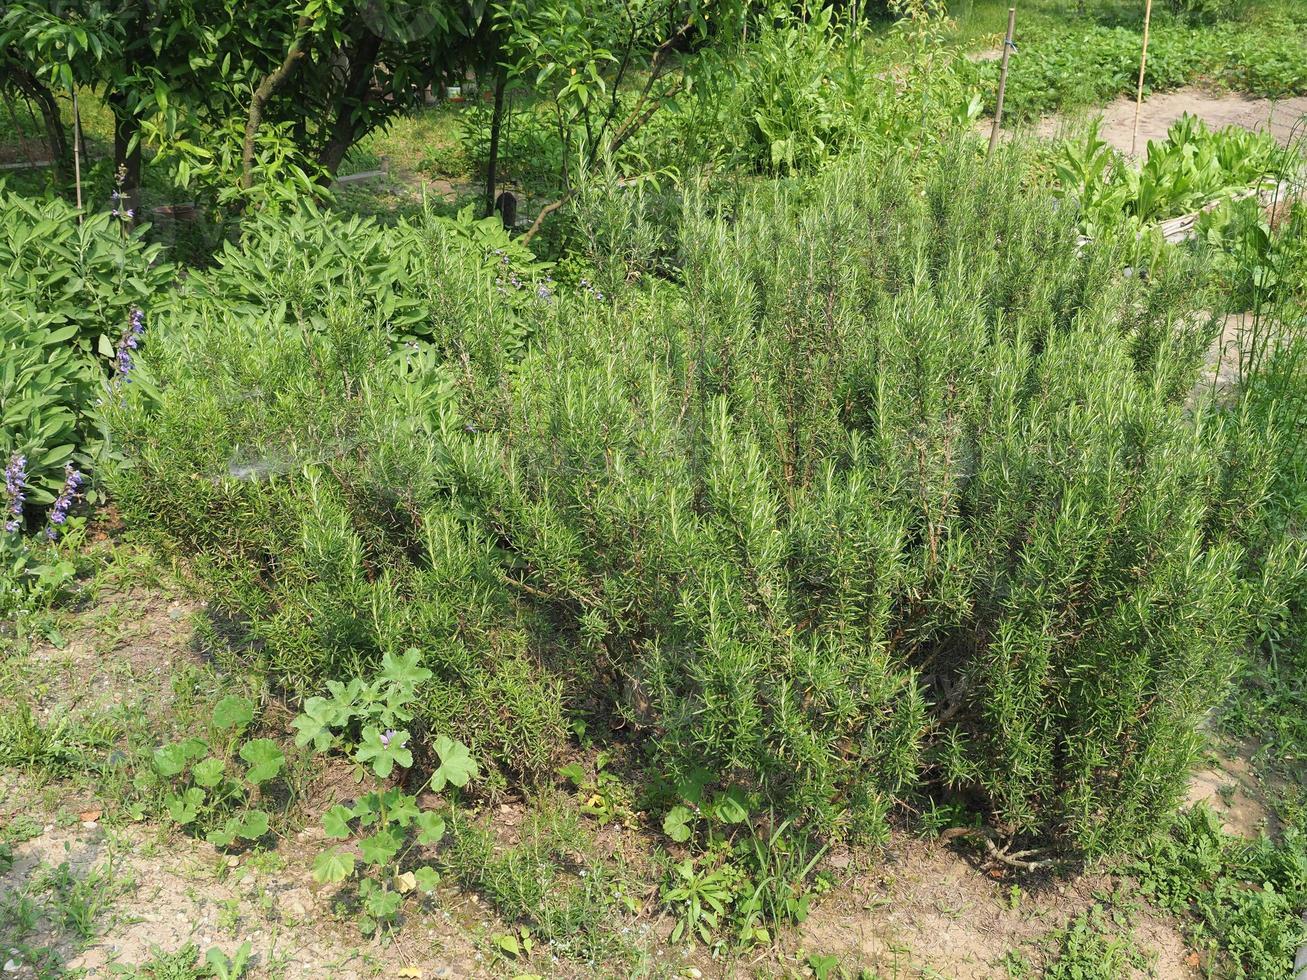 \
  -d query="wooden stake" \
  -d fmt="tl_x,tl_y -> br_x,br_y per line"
987,7 -> 1017,159
1131,0 -> 1153,156
72,86 -> 83,219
